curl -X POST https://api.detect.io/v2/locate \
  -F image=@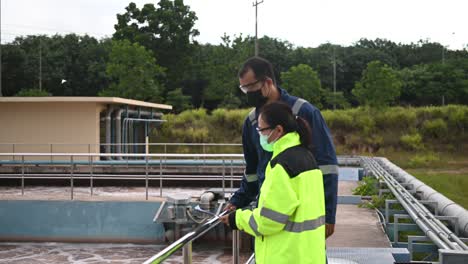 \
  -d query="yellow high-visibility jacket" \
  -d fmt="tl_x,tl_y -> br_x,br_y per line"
229,132 -> 326,264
